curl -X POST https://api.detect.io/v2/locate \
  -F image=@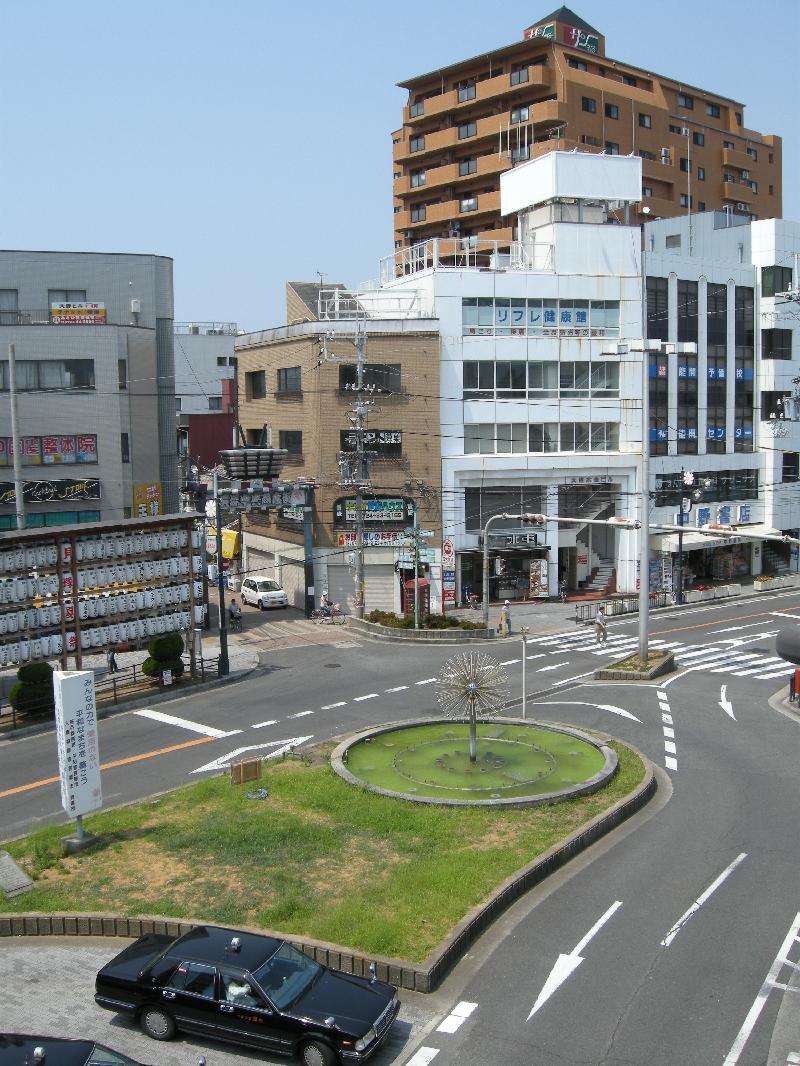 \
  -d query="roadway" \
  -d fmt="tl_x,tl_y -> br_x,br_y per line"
3,589 -> 800,1064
